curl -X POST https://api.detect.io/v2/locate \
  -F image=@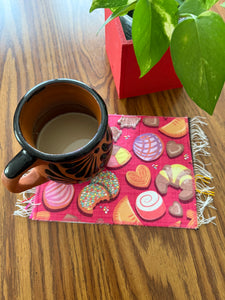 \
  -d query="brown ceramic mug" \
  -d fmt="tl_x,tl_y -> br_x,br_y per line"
2,79 -> 113,193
